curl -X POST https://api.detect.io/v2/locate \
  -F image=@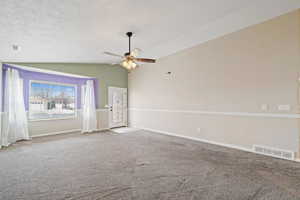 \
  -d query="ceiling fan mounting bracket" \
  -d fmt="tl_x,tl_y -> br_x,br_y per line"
126,32 -> 133,37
